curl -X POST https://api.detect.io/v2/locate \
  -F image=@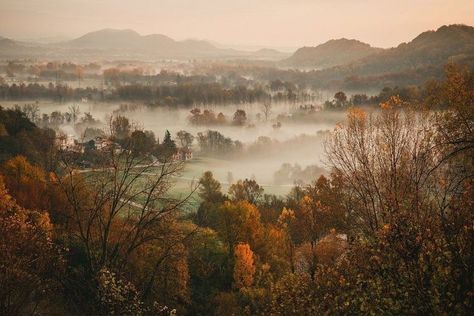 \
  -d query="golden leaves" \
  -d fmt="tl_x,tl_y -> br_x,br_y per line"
233,243 -> 256,289
380,95 -> 404,110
